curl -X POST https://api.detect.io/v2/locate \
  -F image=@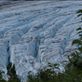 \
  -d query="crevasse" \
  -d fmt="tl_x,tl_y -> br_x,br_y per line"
0,1 -> 82,82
